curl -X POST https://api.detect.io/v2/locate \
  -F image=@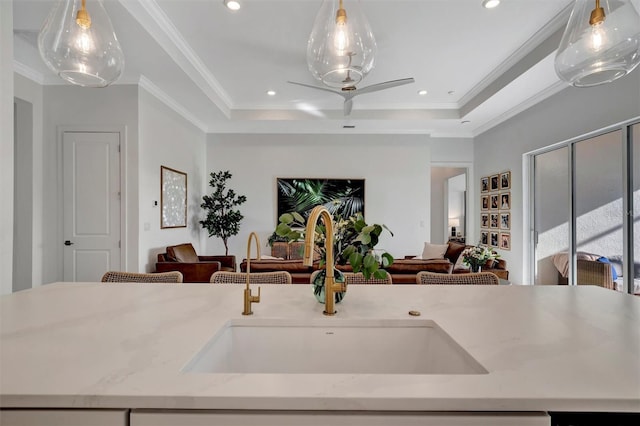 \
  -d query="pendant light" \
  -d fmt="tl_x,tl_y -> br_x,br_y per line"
307,0 -> 377,89
555,0 -> 640,87
38,0 -> 125,88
